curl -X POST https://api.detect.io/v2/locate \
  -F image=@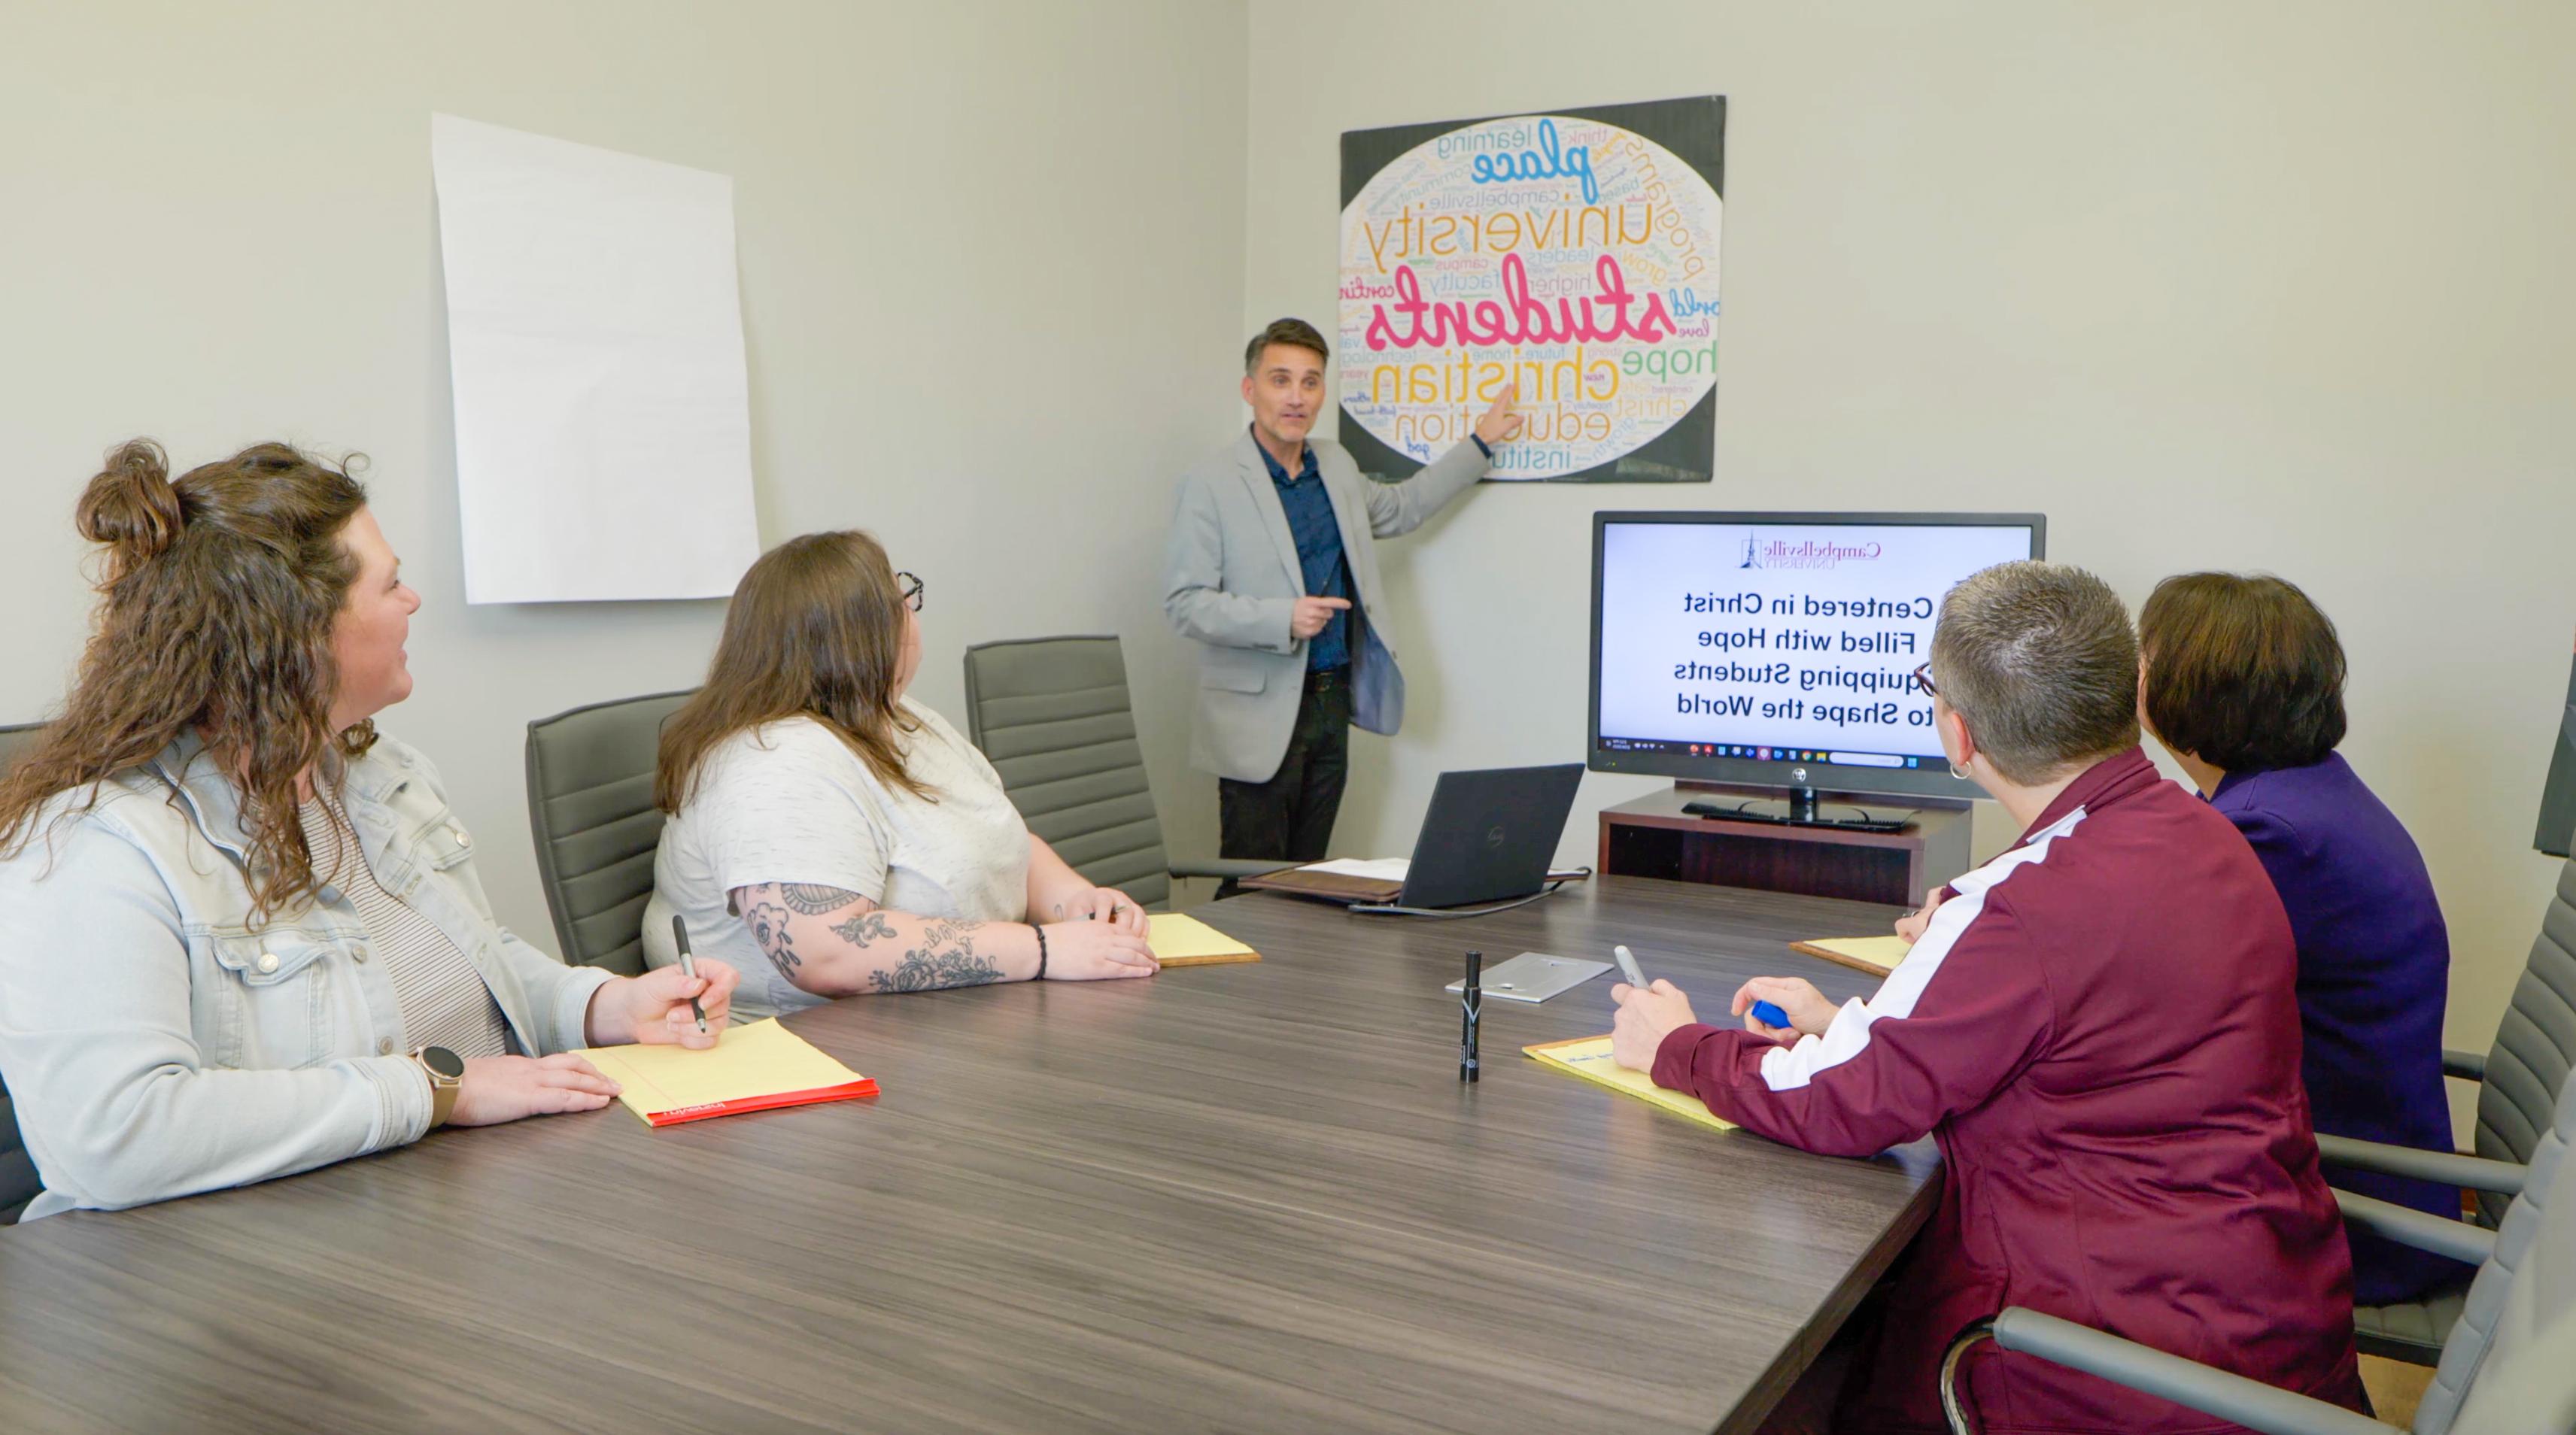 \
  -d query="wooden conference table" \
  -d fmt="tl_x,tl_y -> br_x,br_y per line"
0,877 -> 1938,1434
